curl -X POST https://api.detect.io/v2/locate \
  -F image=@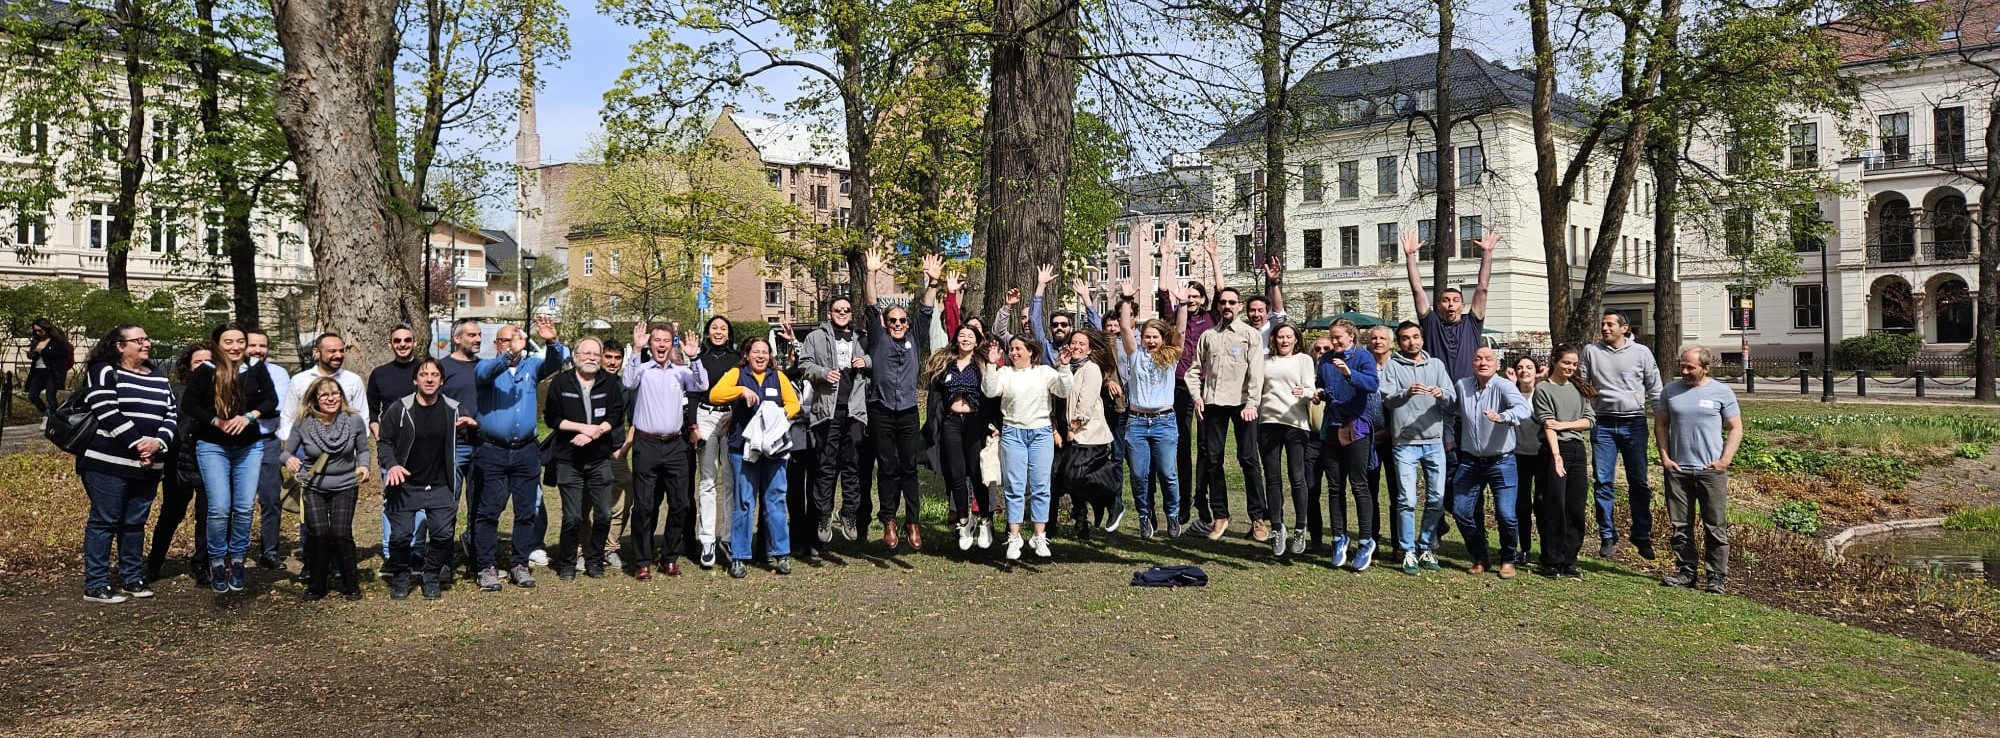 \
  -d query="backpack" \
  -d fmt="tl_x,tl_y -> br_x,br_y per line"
43,389 -> 98,455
